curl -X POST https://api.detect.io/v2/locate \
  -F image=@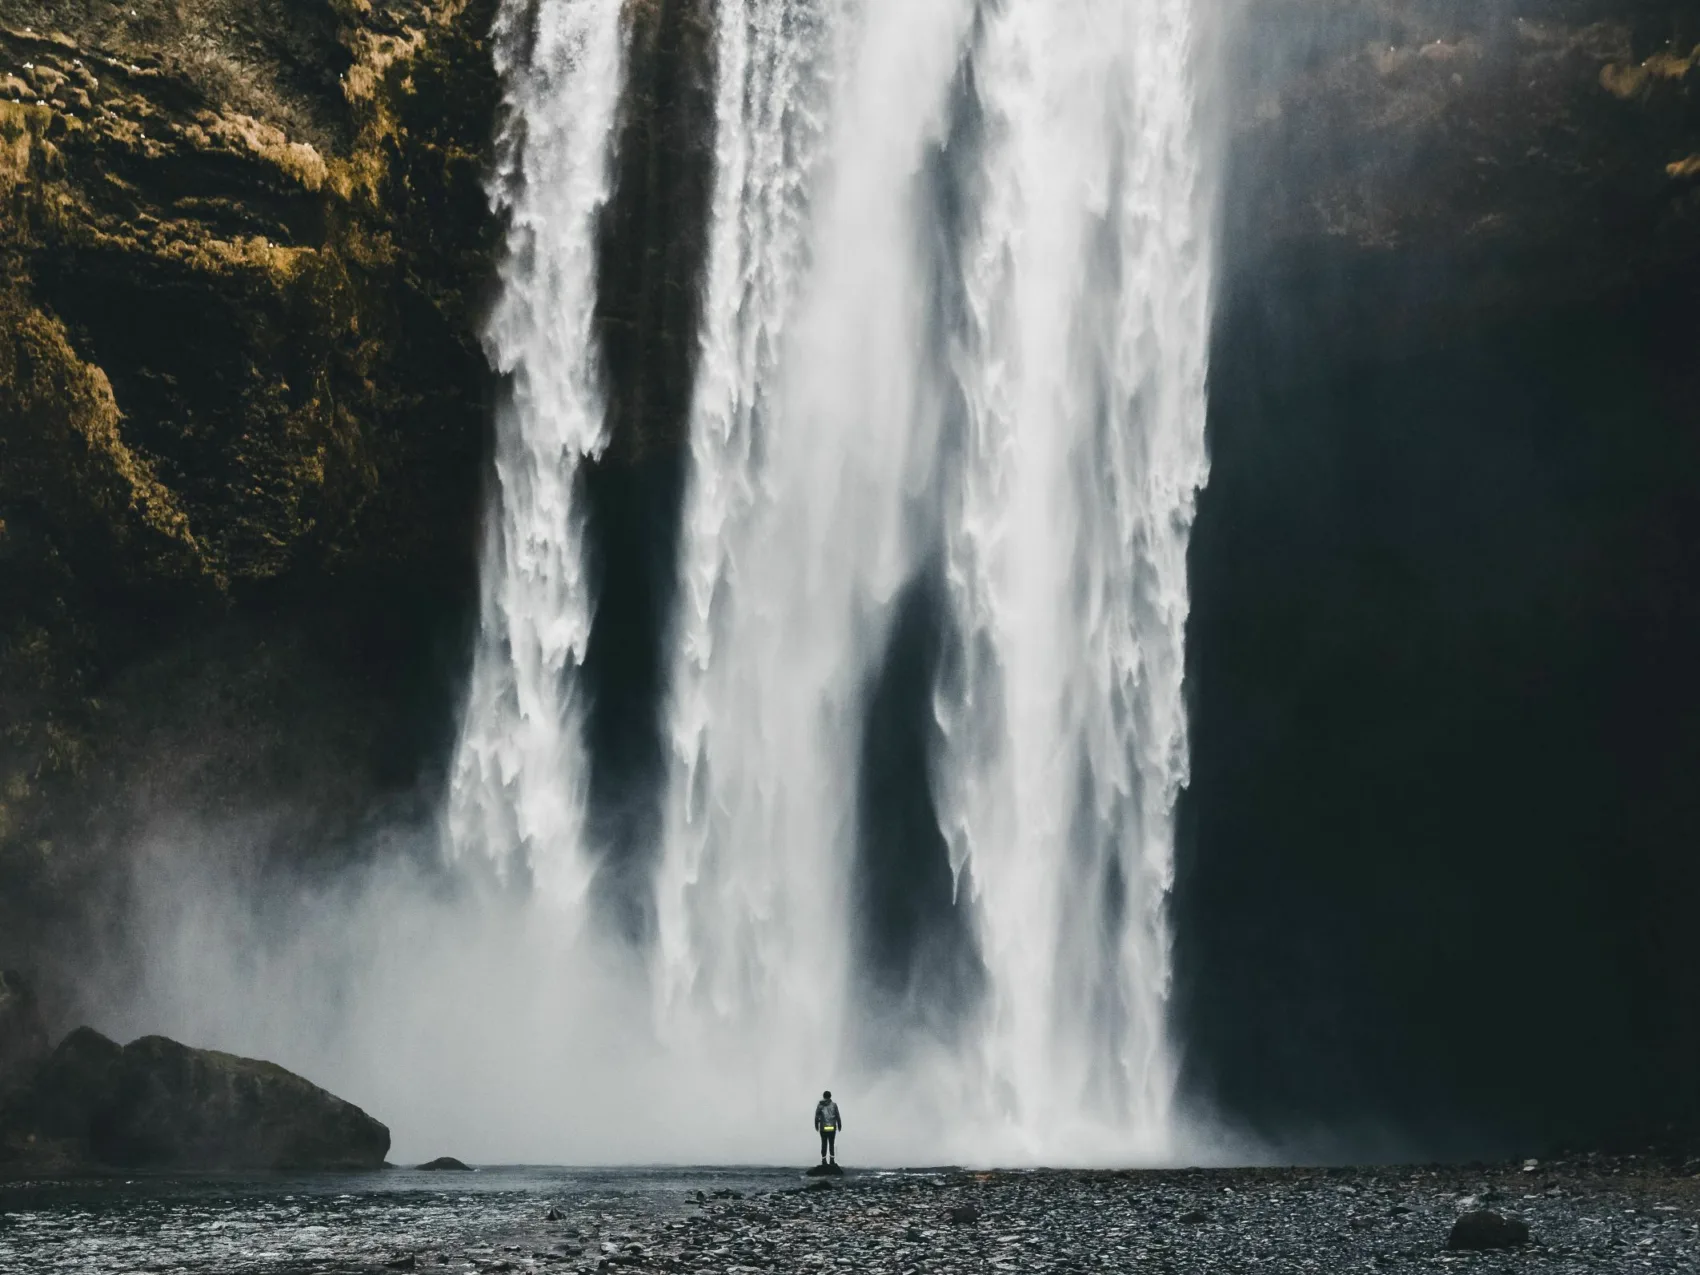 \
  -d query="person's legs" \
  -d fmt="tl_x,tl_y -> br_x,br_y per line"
827,1130 -> 836,1163
819,1130 -> 828,1161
